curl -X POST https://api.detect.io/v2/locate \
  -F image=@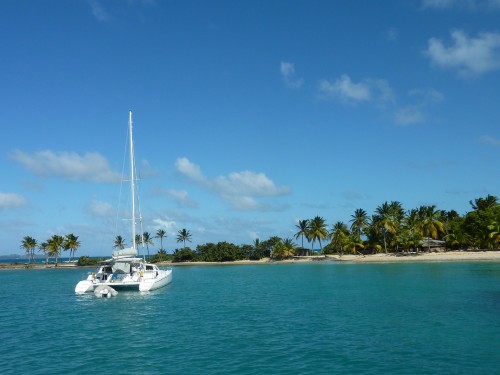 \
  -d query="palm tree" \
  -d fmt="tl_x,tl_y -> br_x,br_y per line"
374,202 -> 398,253
266,236 -> 282,258
294,219 -> 310,254
272,238 -> 296,259
487,221 -> 500,249
272,241 -> 286,260
344,234 -> 365,256
308,216 -> 328,254
21,236 -> 37,264
403,209 -> 423,252
282,238 -> 297,257
469,195 -> 498,211
135,234 -> 142,250
47,235 -> 64,266
253,238 -> 260,250
350,208 -> 369,241
155,229 -> 167,251
64,233 -> 80,262
142,231 -> 153,258
114,235 -> 126,250
176,228 -> 192,249
329,221 -> 349,256
39,242 -> 49,264
364,222 -> 383,254
389,201 -> 405,222
417,205 -> 445,252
